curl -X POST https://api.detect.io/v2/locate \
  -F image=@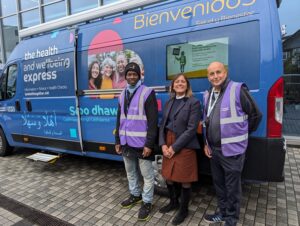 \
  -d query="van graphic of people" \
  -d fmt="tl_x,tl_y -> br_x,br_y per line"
113,52 -> 128,89
88,61 -> 101,90
99,57 -> 115,99
175,51 -> 186,73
